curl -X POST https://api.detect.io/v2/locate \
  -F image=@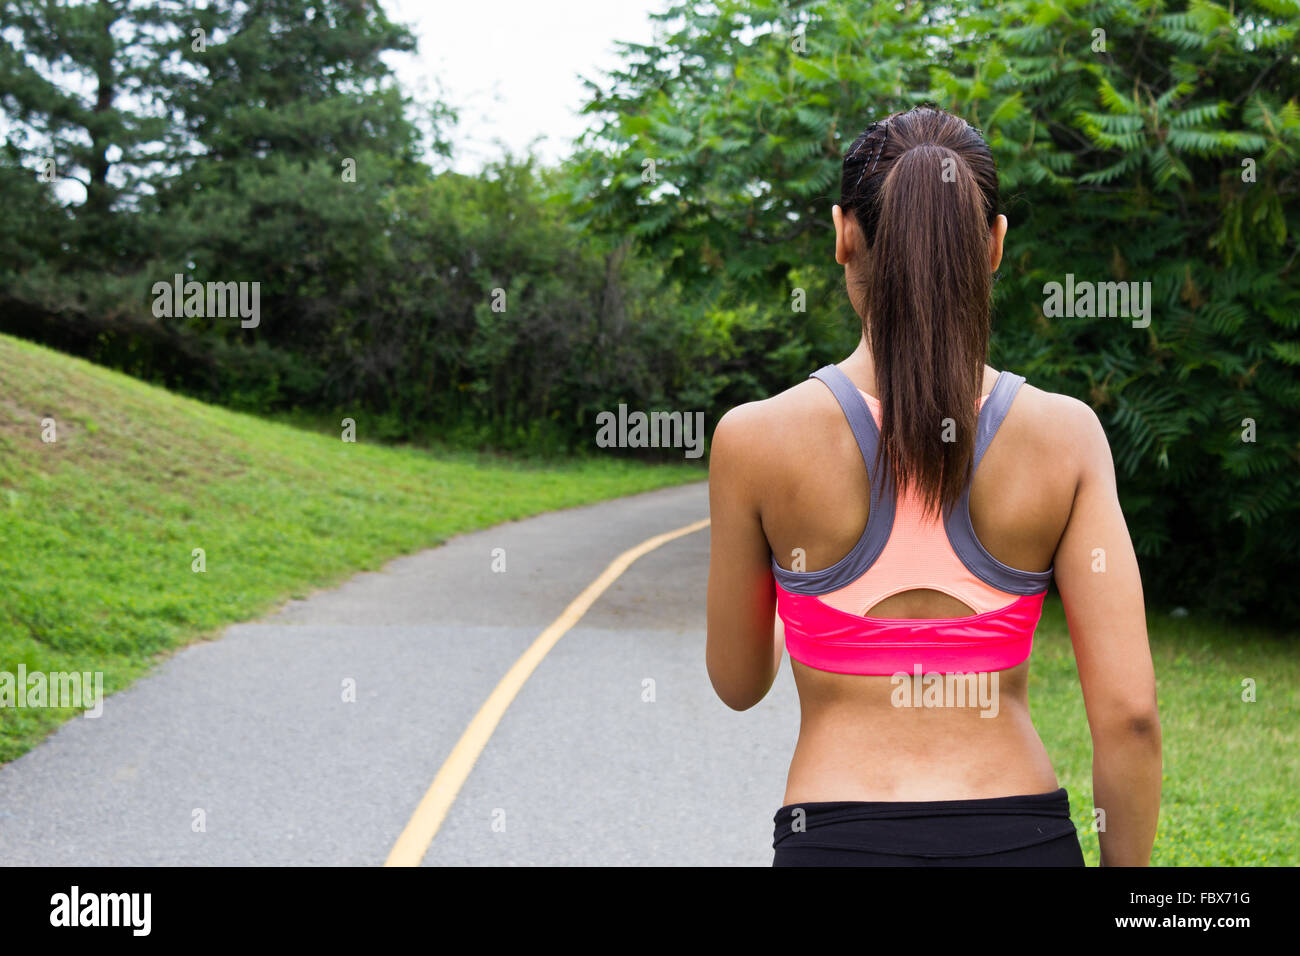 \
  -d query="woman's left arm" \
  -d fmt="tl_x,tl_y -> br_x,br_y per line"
706,405 -> 781,711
